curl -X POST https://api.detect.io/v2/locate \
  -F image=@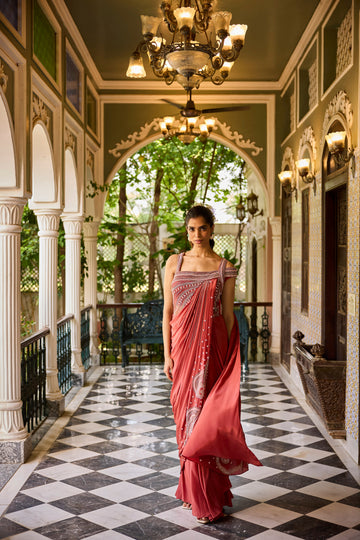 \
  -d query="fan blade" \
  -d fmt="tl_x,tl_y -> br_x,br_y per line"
161,98 -> 183,110
201,105 -> 250,114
